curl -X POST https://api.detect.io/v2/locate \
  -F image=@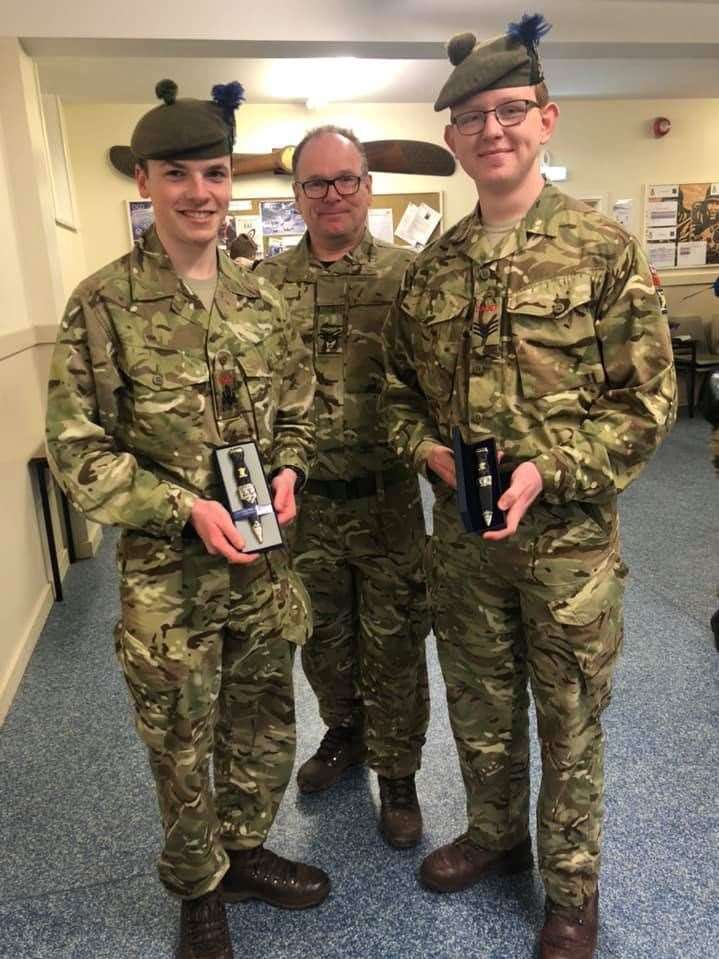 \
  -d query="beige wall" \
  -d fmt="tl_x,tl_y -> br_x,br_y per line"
55,223 -> 88,299
0,42 -> 99,725
0,341 -> 57,723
